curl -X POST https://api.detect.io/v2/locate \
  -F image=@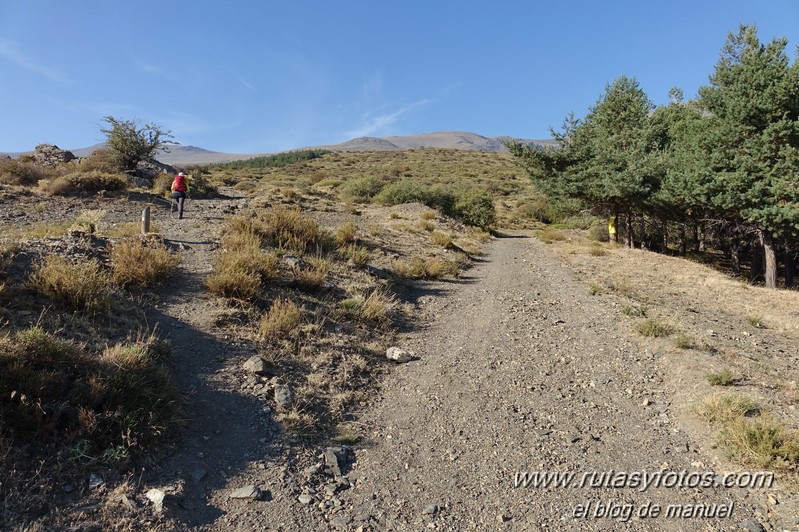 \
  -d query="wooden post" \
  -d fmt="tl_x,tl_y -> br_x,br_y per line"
141,206 -> 150,234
